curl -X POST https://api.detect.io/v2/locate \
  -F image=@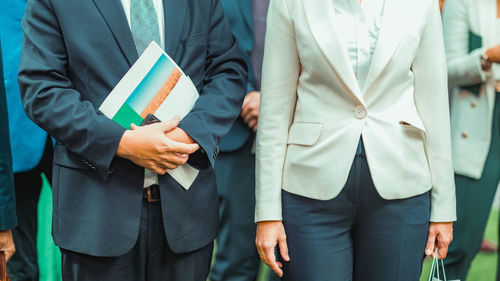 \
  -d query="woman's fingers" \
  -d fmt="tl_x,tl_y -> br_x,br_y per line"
278,235 -> 290,262
425,229 -> 437,257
